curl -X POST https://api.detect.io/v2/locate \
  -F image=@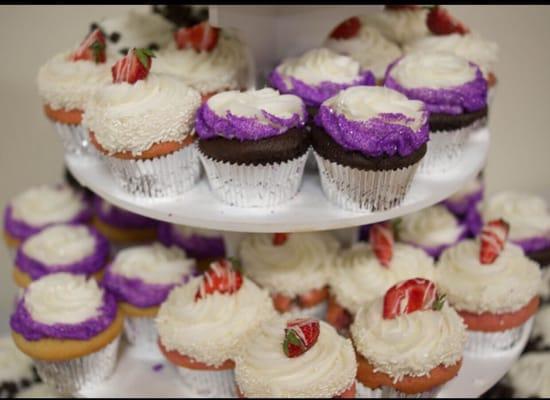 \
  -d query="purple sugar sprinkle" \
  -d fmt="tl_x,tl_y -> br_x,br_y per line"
92,195 -> 159,230
157,223 -> 226,260
152,363 -> 164,372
